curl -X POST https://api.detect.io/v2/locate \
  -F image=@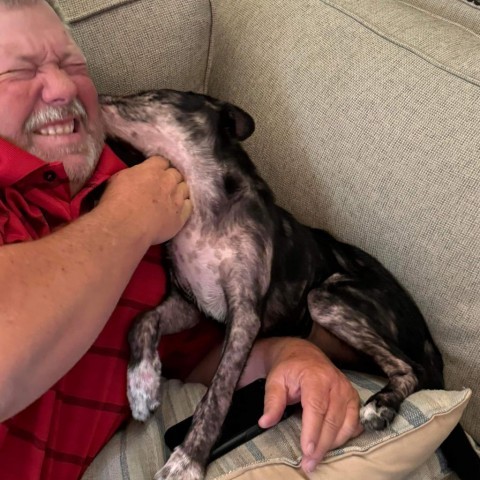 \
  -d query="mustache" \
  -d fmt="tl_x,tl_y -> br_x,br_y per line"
24,99 -> 88,133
